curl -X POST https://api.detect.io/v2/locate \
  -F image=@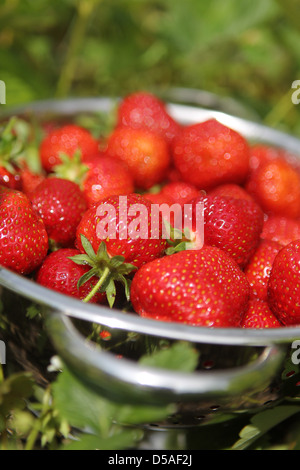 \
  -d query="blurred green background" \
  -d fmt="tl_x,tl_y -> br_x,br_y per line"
1,0 -> 300,135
